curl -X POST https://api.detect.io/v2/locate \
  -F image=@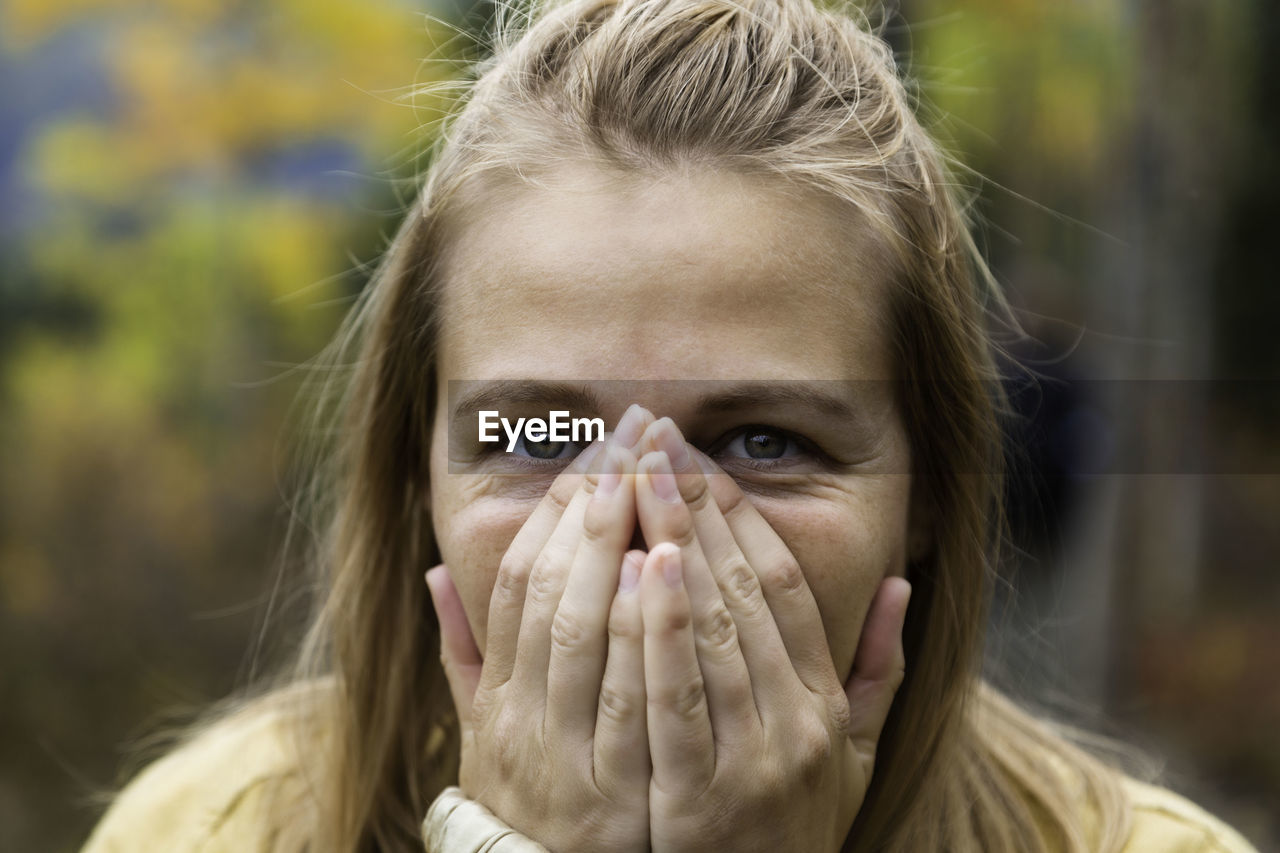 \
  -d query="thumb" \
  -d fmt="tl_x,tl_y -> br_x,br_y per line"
425,564 -> 483,733
843,576 -> 911,774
